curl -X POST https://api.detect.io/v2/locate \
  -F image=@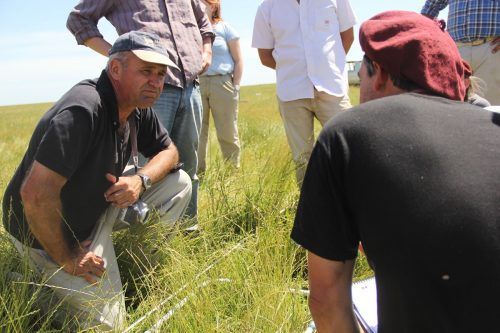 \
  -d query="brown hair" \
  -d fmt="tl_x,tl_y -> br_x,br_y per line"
204,0 -> 222,23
